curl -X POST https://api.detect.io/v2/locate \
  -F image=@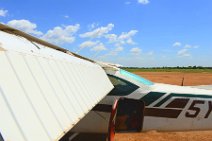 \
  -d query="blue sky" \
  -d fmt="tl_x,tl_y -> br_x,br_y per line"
0,0 -> 212,67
